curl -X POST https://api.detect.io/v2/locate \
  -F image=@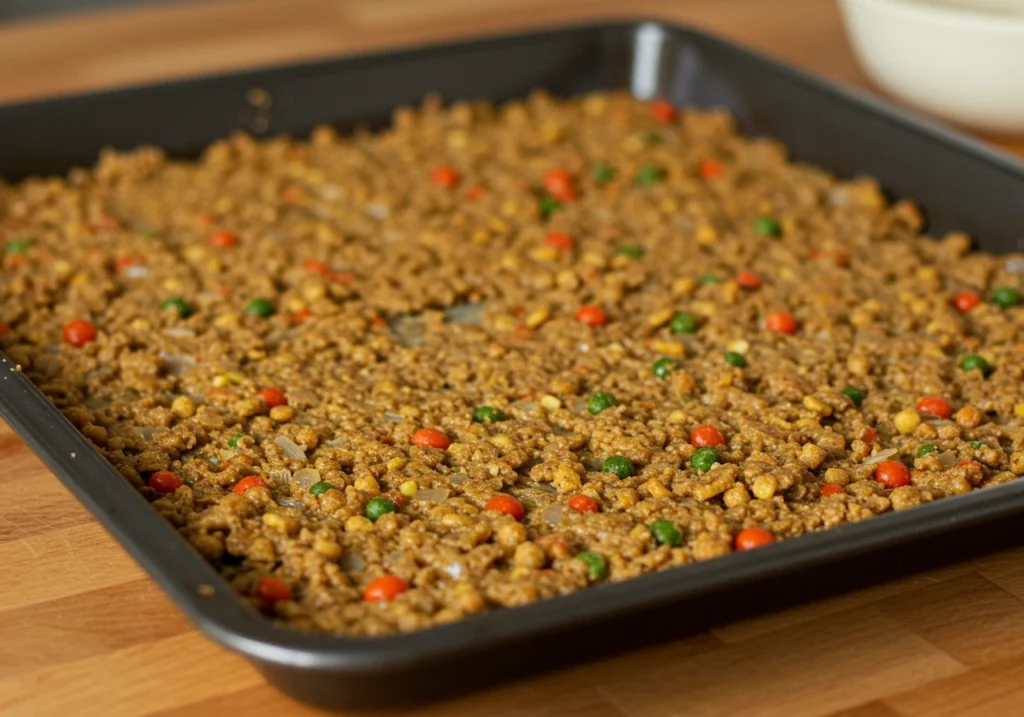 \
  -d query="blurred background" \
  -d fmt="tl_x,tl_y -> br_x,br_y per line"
0,0 -> 167,20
